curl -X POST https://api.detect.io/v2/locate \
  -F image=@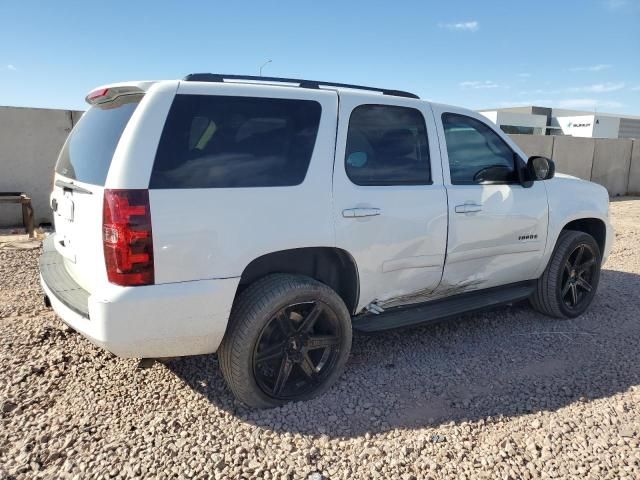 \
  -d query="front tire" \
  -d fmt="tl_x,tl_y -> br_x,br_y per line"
218,274 -> 352,408
531,230 -> 602,318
